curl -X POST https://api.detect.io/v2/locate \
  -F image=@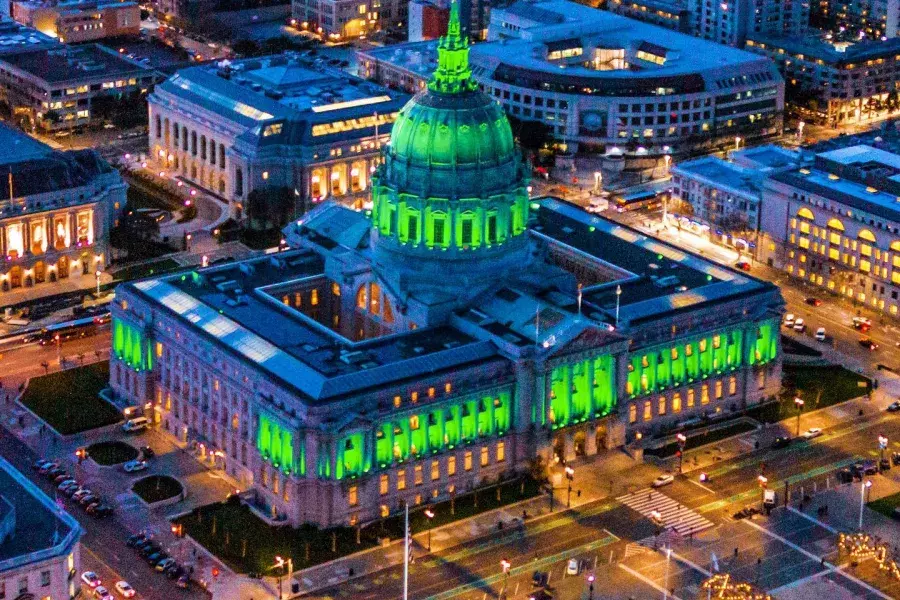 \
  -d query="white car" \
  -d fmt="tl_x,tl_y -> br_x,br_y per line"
793,318 -> 806,332
784,313 -> 795,327
566,558 -> 580,575
114,581 -> 136,598
802,427 -> 823,440
94,586 -> 114,600
122,460 -> 148,473
815,327 -> 826,342
651,474 -> 675,488
81,571 -> 101,588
